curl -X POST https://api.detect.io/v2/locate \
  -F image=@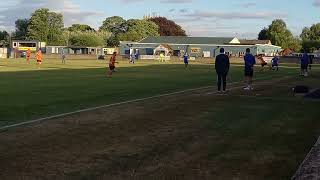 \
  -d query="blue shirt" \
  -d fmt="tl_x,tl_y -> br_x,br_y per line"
183,54 -> 188,62
301,53 -> 309,65
272,57 -> 279,66
244,53 -> 256,68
